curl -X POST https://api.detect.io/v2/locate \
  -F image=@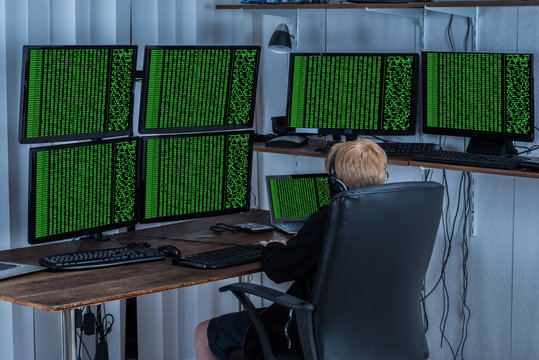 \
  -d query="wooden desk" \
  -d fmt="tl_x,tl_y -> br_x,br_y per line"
254,141 -> 539,180
0,210 -> 286,360
0,209 -> 284,312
